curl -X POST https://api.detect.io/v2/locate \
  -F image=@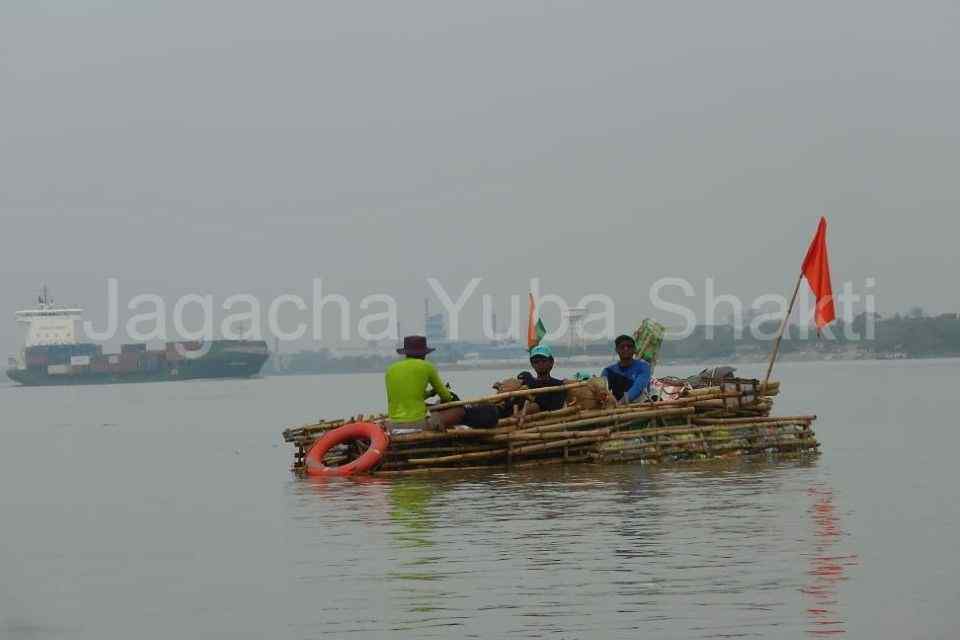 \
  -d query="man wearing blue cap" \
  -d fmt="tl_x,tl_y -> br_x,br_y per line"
495,343 -> 567,416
